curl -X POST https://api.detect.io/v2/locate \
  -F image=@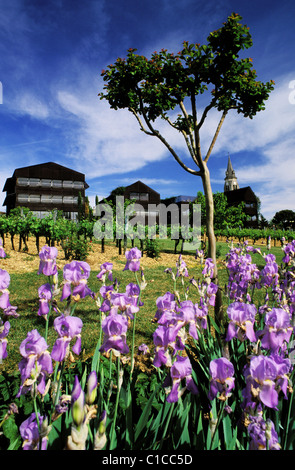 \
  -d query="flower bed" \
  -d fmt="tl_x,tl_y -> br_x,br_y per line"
0,237 -> 295,450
